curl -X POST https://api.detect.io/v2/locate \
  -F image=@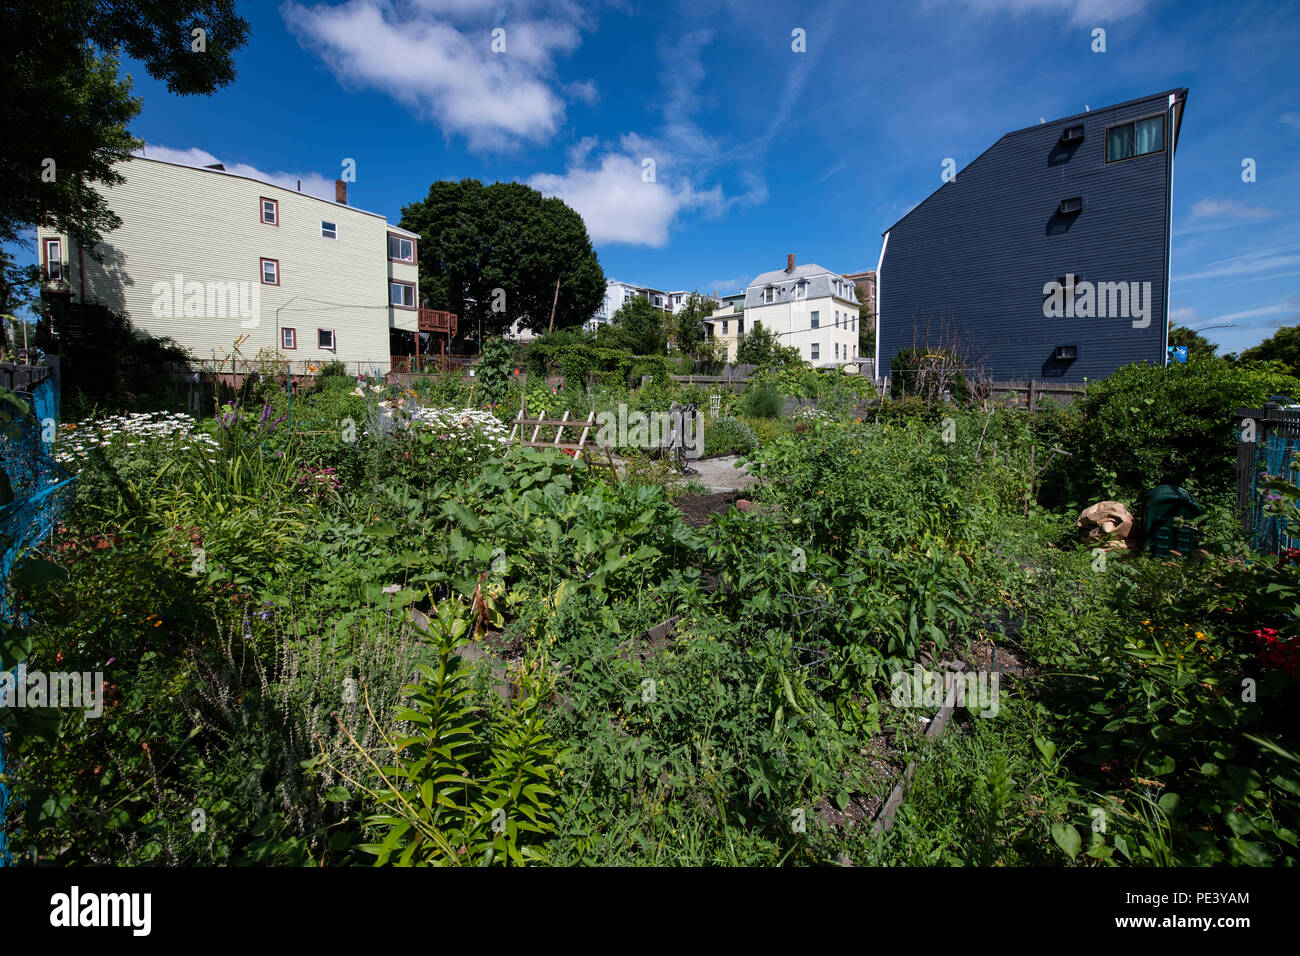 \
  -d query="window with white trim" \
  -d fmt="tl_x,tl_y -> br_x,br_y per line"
260,258 -> 279,284
261,198 -> 278,225
763,285 -> 775,304
810,310 -> 819,329
321,221 -> 337,239
810,343 -> 820,360
45,238 -> 62,280
282,328 -> 297,350
318,329 -> 335,350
